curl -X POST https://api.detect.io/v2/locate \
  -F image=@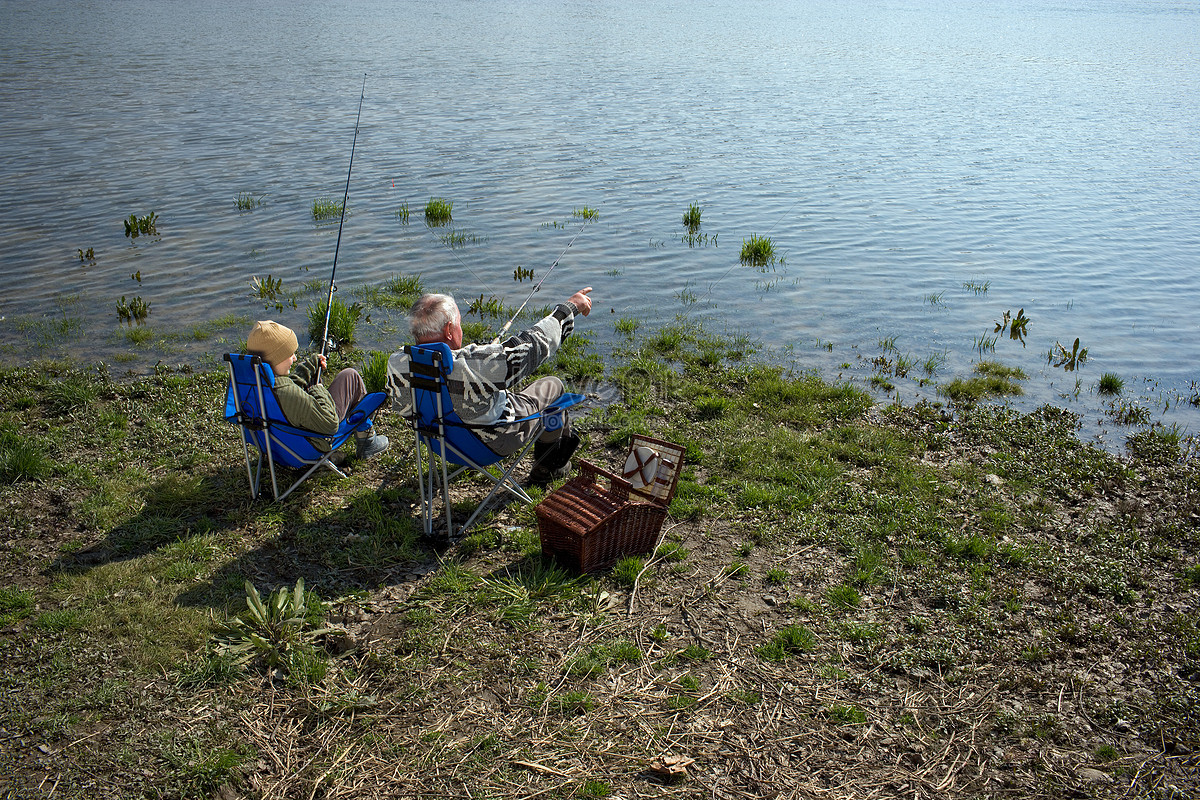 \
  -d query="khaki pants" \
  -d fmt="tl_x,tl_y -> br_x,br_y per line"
487,376 -> 569,456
